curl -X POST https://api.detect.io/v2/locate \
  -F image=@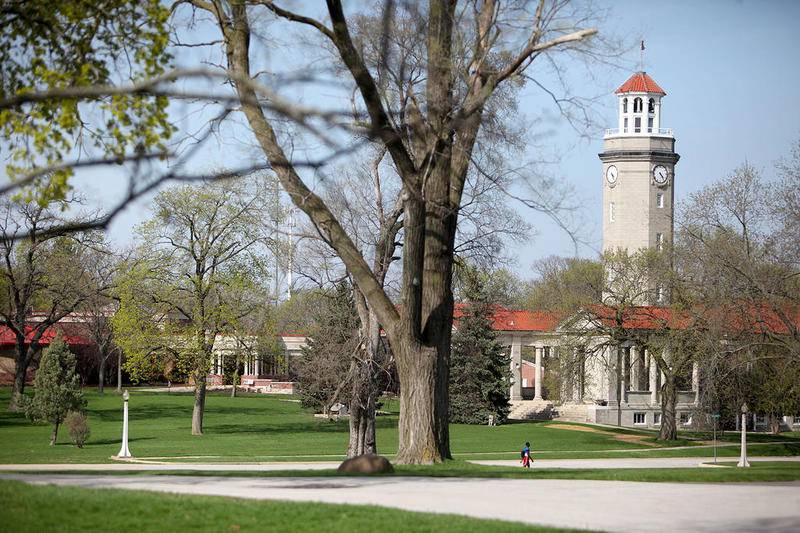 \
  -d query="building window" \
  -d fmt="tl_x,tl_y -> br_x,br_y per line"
656,193 -> 664,208
634,117 -> 641,133
679,412 -> 691,425
633,412 -> 646,425
653,413 -> 661,425
622,98 -> 628,113
623,117 -> 628,132
648,117 -> 654,132
755,414 -> 767,426
656,233 -> 664,251
609,202 -> 615,222
634,97 -> 642,113
648,98 -> 655,113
